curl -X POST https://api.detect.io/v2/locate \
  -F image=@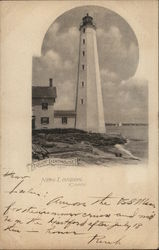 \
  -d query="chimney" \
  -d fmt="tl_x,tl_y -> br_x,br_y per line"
49,78 -> 53,87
